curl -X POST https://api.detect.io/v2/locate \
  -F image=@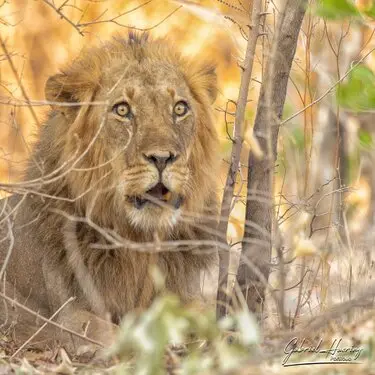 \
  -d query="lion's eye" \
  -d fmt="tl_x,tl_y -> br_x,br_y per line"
174,101 -> 189,117
113,102 -> 131,118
